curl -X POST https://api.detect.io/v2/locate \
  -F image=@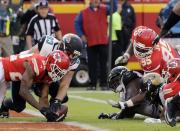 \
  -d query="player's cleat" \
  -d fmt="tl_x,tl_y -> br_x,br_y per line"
0,111 -> 9,118
0,103 -> 9,118
164,98 -> 176,127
